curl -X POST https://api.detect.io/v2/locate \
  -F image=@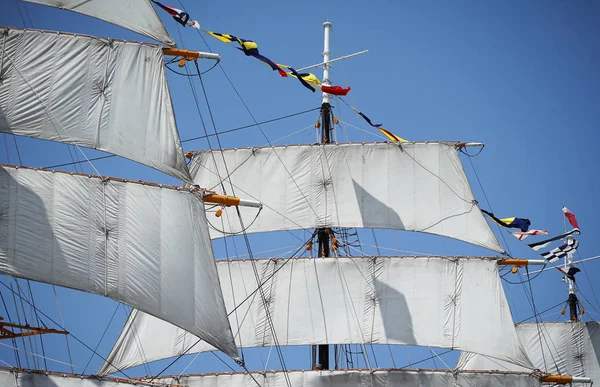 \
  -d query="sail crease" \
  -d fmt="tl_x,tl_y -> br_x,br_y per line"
0,28 -> 191,181
190,143 -> 503,252
0,165 -> 237,358
99,256 -> 531,375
